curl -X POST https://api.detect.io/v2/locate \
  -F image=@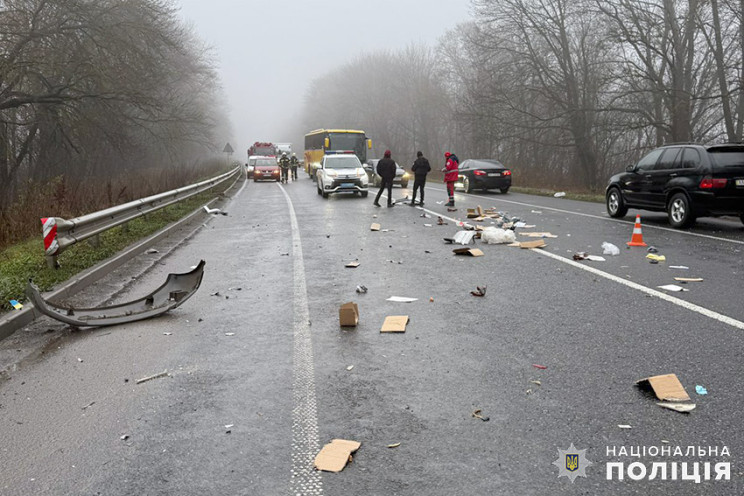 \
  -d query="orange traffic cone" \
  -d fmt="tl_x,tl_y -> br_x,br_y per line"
627,215 -> 647,247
